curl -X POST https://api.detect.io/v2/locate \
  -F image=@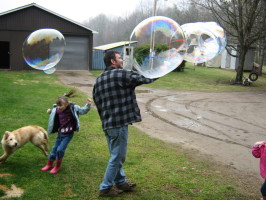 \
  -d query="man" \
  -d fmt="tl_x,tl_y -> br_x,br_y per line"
93,51 -> 157,197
